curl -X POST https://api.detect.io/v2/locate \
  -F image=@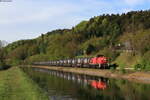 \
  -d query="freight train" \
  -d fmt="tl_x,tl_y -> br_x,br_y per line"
33,55 -> 115,69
